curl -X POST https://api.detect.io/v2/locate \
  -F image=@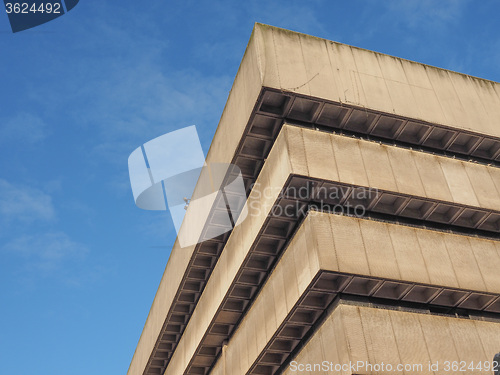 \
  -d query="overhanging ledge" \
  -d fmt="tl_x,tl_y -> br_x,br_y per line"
128,23 -> 500,375
163,125 -> 500,375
